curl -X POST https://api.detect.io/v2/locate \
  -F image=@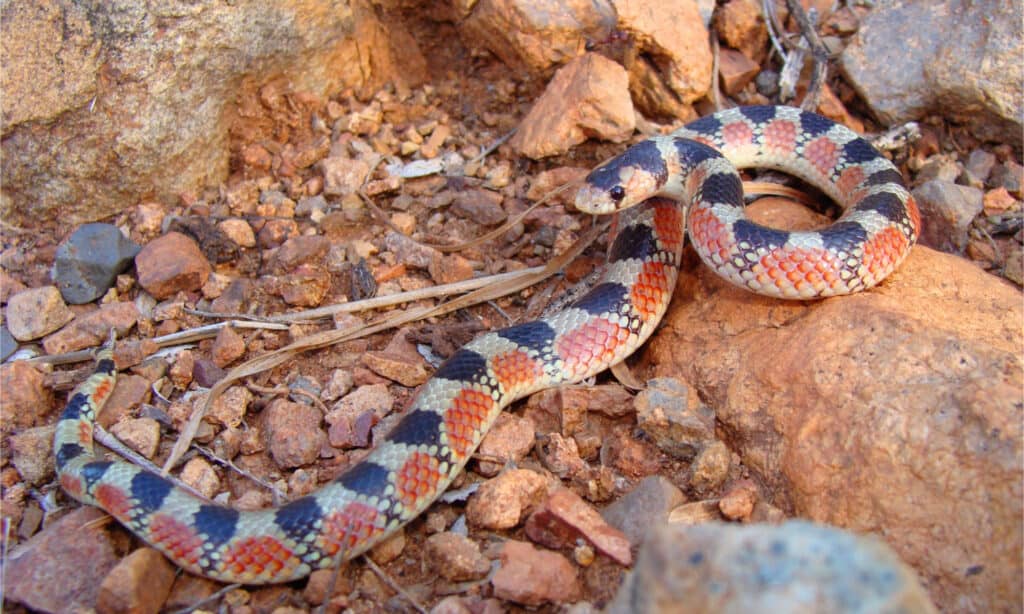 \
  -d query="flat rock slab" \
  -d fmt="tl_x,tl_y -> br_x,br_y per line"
648,237 -> 1022,611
